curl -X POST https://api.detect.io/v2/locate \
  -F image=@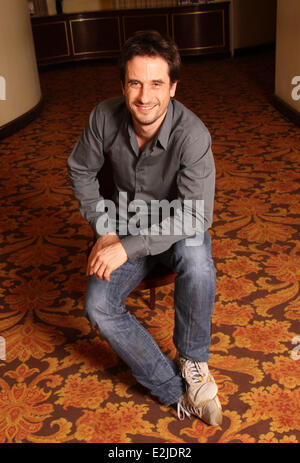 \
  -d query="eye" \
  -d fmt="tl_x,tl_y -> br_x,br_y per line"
129,81 -> 141,88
